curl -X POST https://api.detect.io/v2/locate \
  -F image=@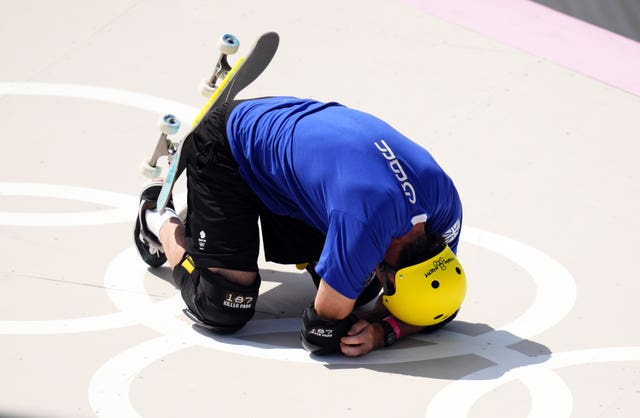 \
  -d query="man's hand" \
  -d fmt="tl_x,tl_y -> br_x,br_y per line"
339,319 -> 383,357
